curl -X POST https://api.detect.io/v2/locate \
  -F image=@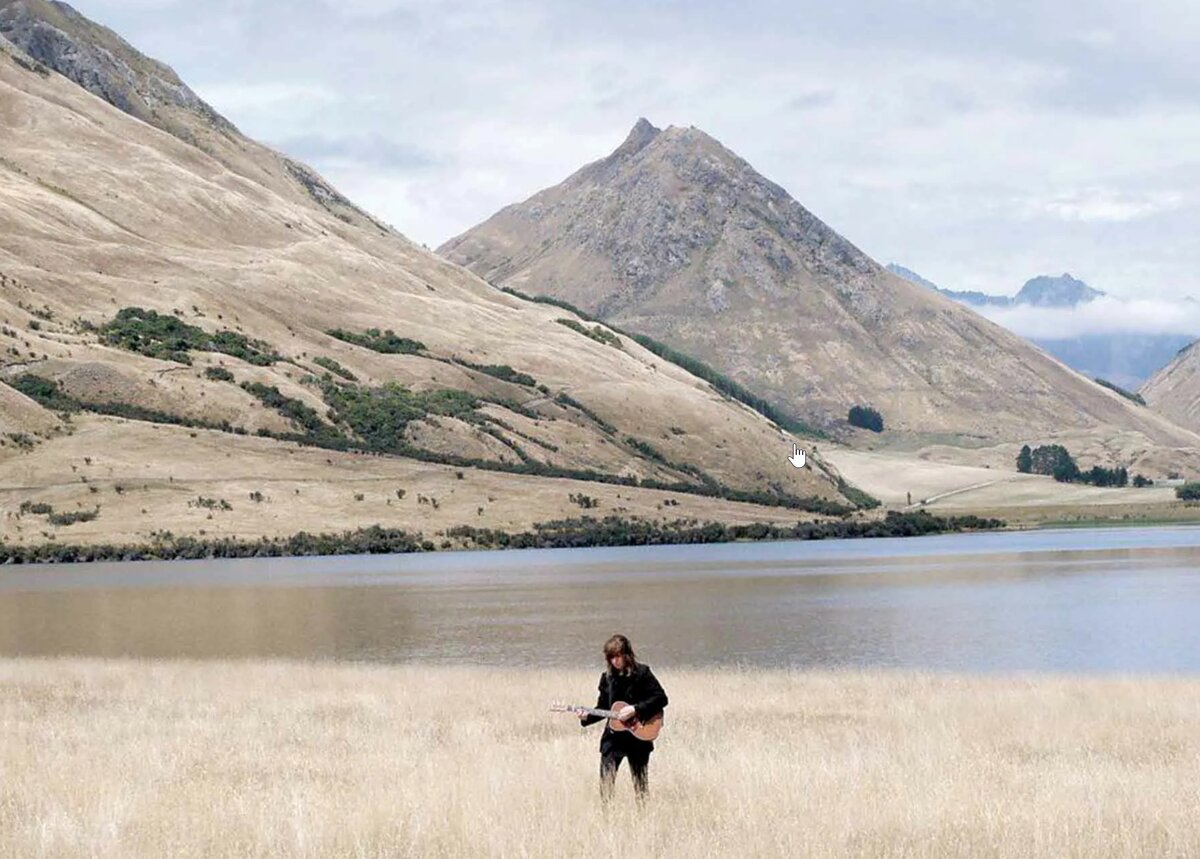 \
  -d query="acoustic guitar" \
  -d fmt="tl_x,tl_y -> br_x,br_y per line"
550,700 -> 664,742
